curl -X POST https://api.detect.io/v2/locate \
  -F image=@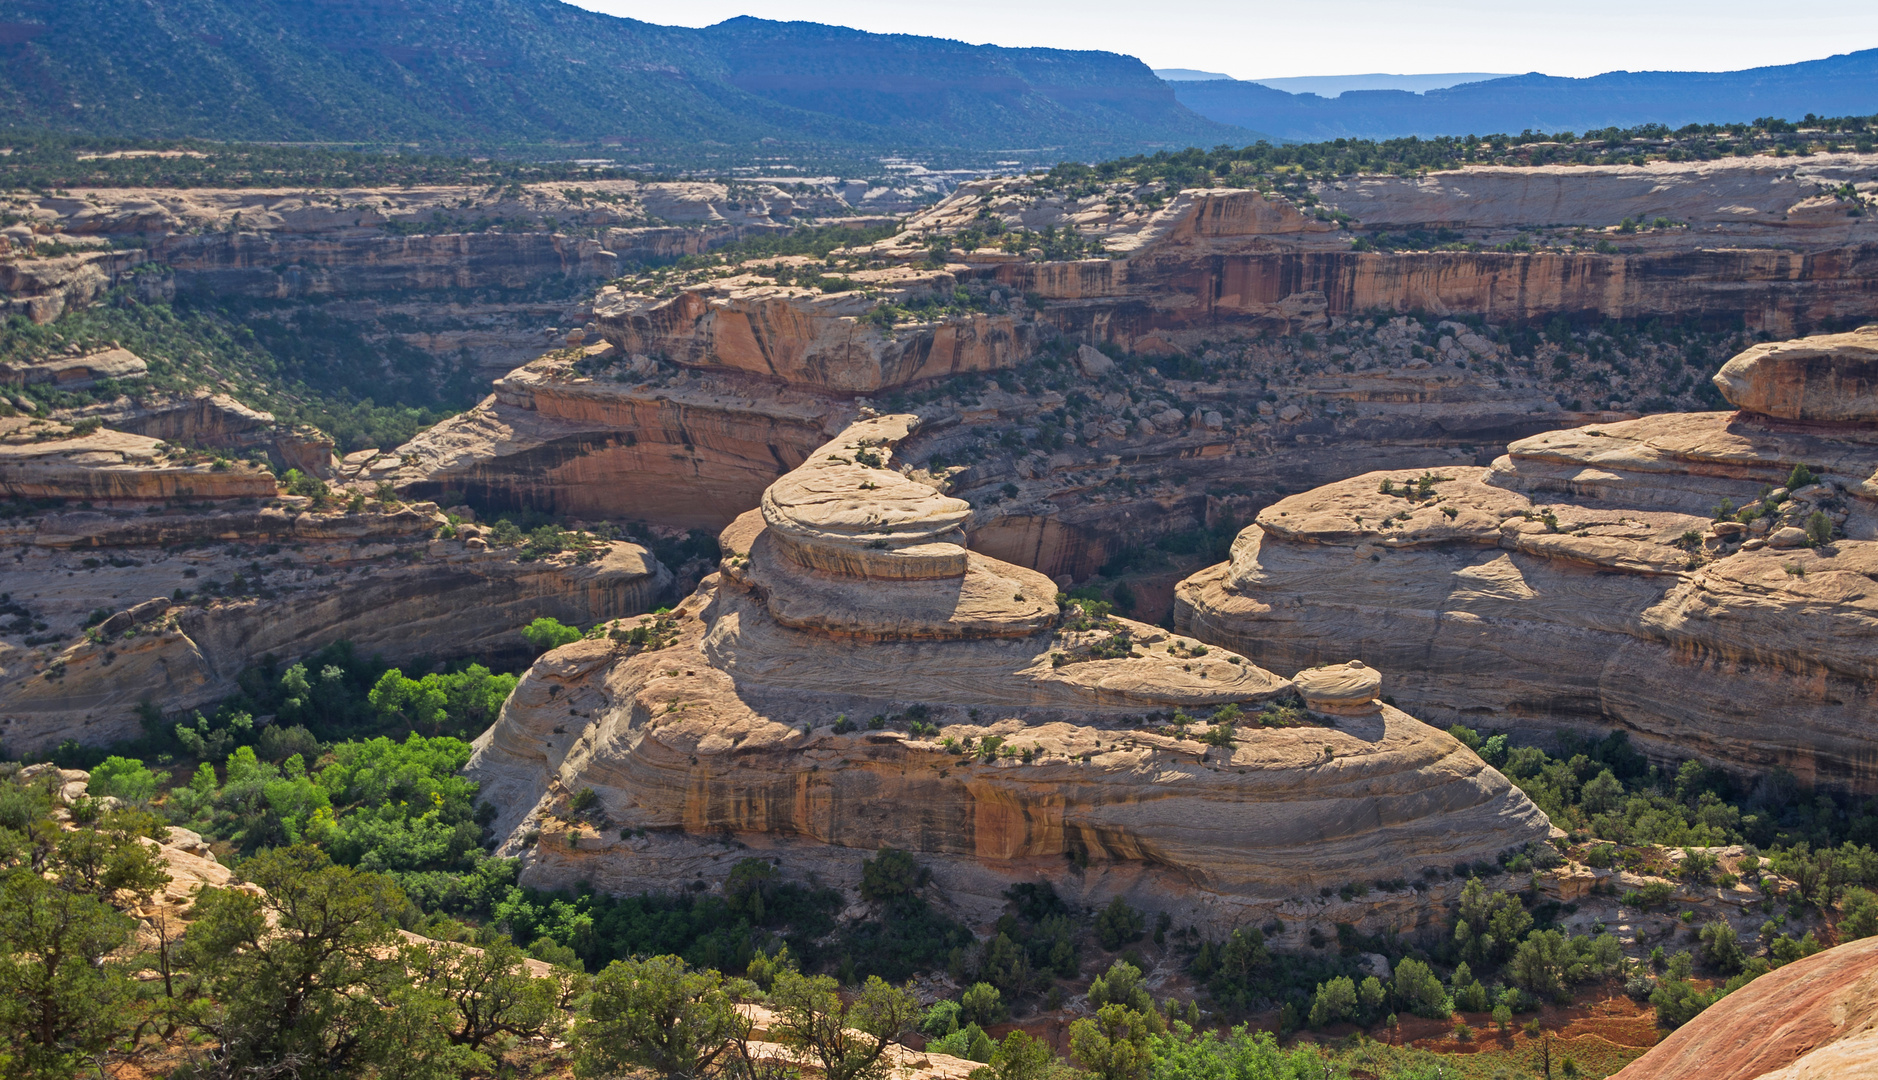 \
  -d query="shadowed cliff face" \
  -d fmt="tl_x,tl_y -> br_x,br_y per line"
1175,328 -> 1878,792
465,415 -> 1552,928
1016,245 -> 1878,346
